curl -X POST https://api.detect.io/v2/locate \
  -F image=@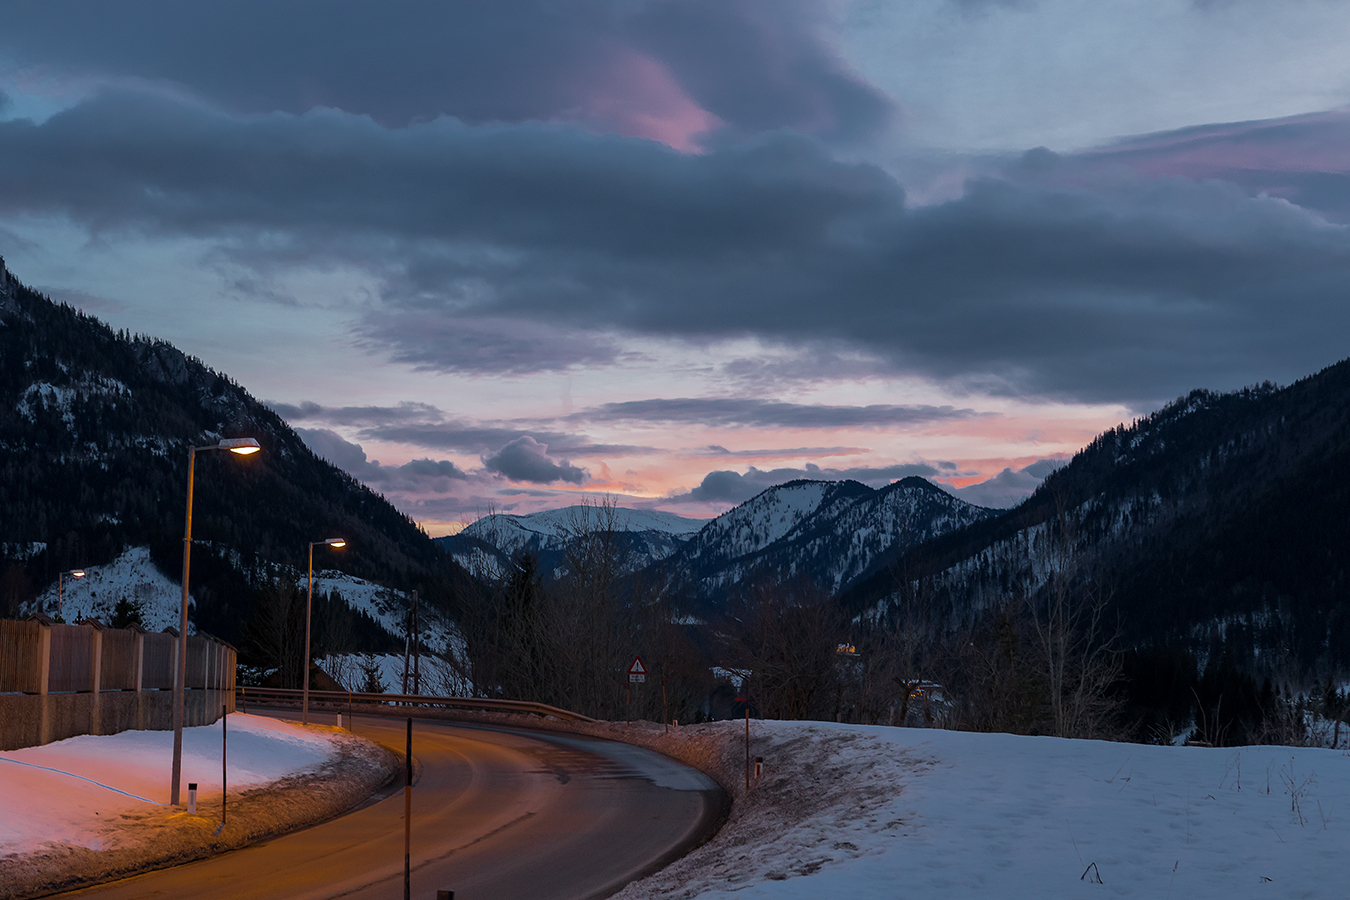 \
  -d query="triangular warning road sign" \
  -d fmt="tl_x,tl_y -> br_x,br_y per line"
628,656 -> 646,675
